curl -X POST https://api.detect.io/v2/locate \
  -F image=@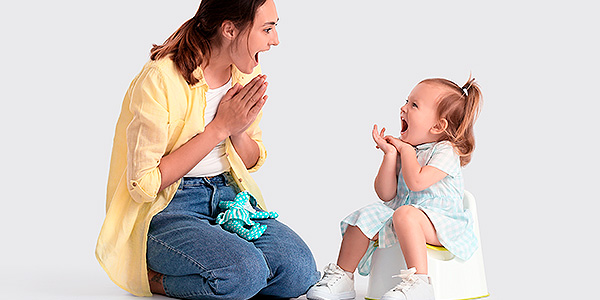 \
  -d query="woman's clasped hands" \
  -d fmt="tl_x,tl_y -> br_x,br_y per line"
212,74 -> 268,139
